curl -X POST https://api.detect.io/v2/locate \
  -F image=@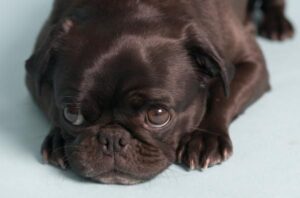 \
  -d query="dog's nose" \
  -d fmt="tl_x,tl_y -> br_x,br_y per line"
98,131 -> 129,155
